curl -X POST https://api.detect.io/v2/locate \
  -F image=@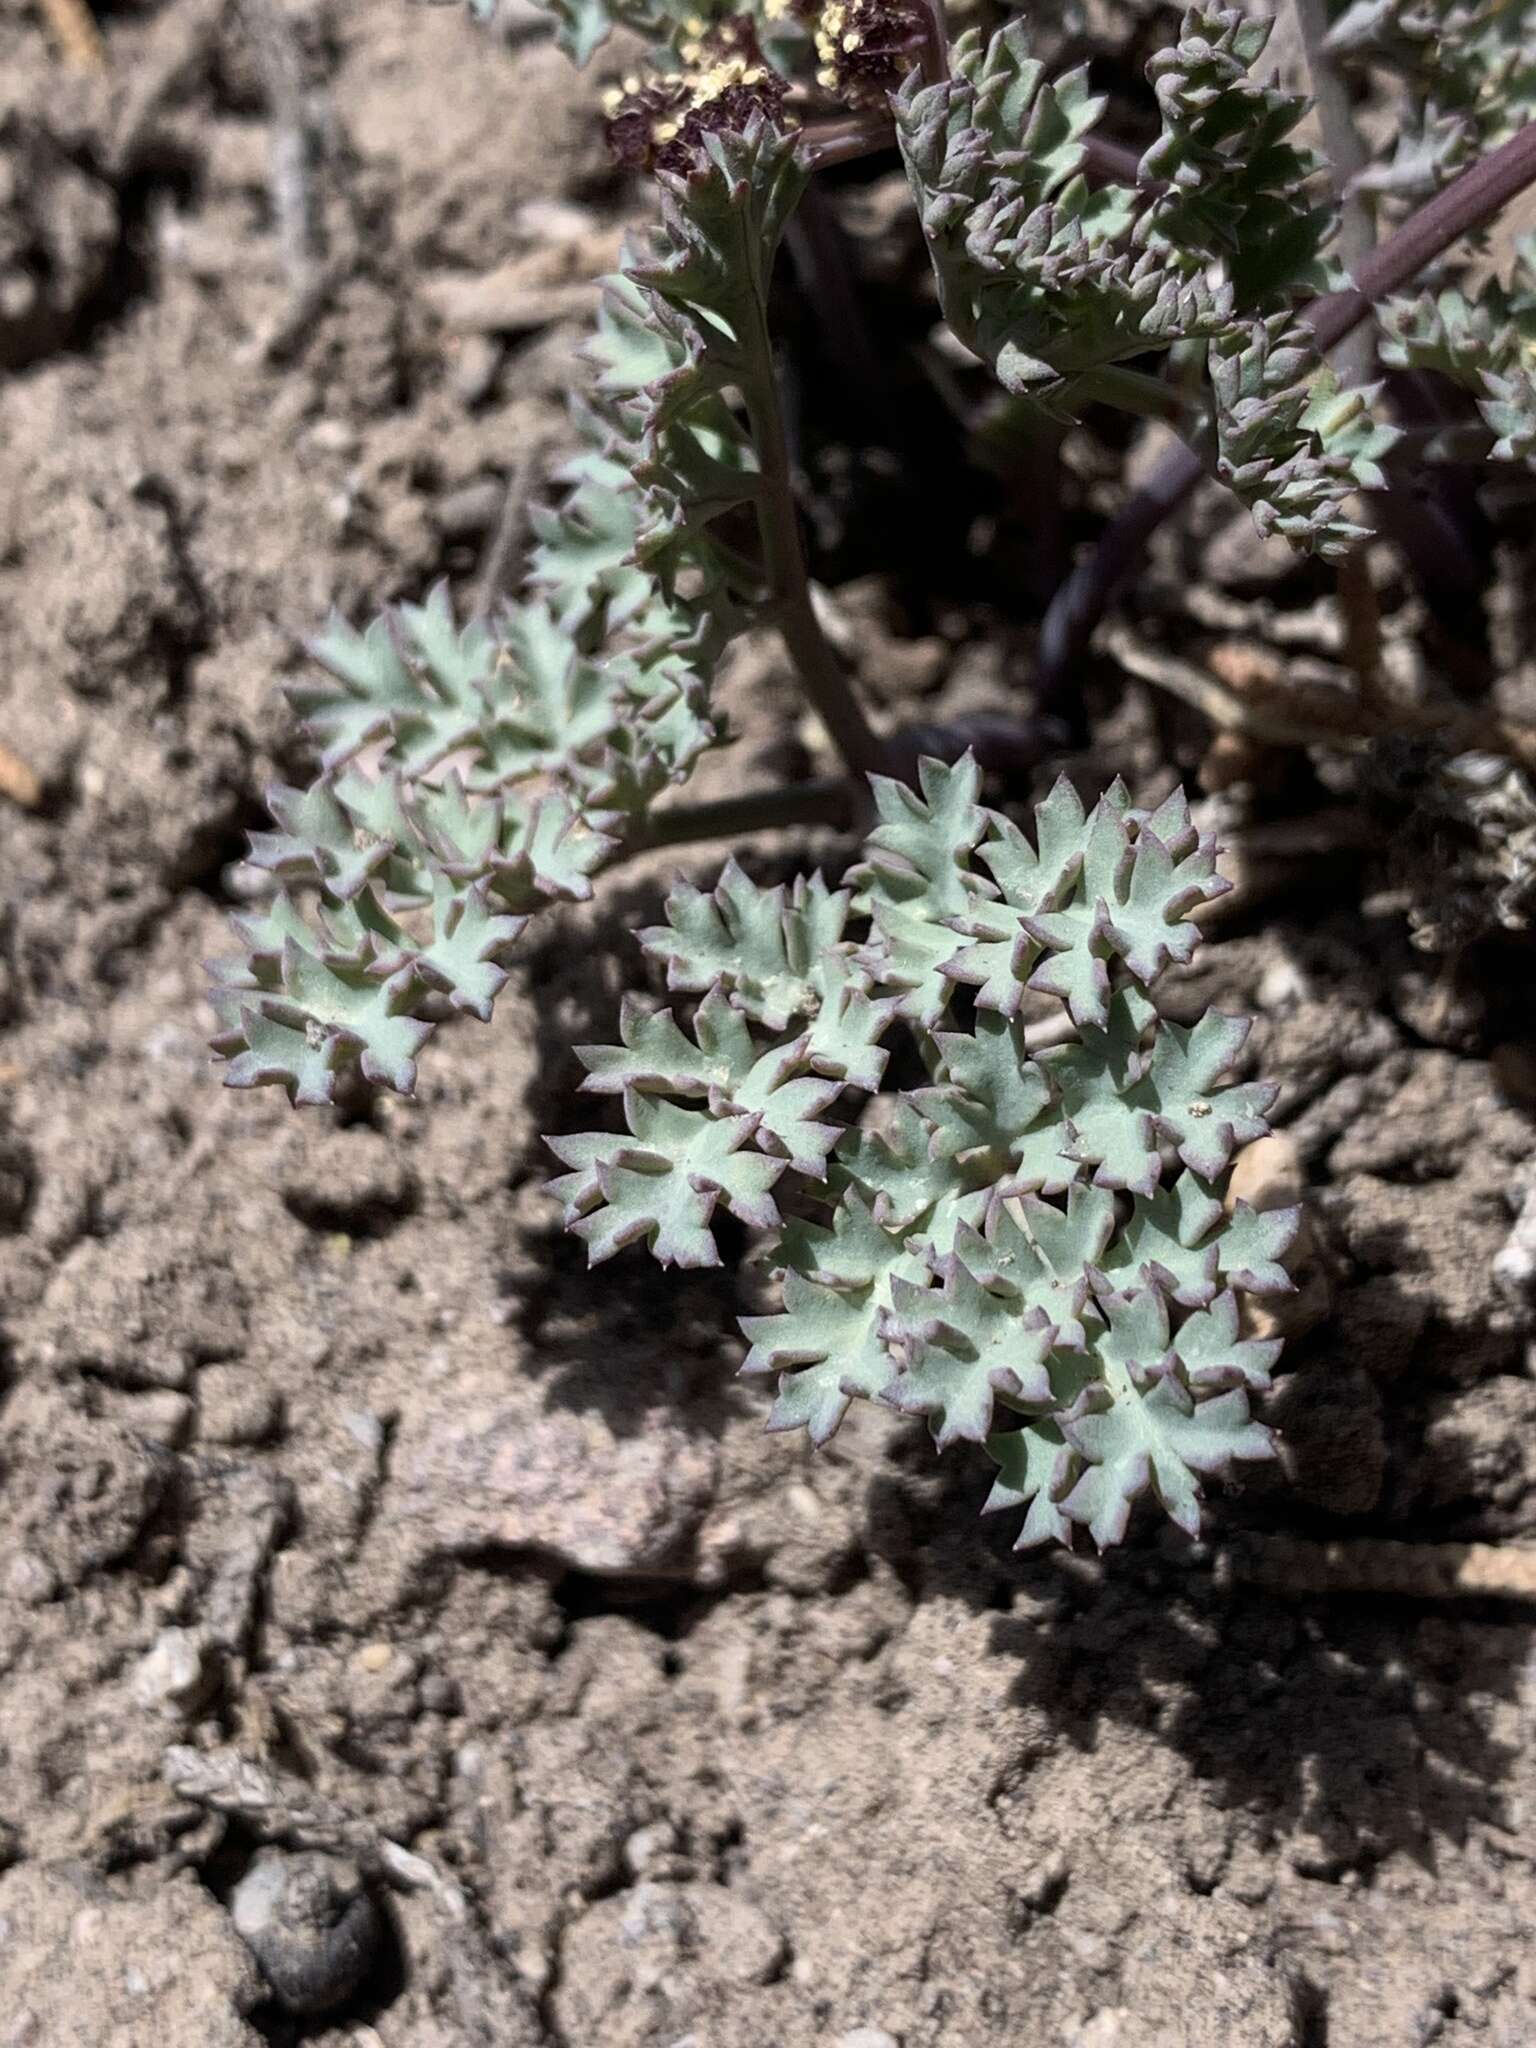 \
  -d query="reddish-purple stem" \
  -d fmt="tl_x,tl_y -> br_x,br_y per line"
1034,121 -> 1536,717
914,0 -> 949,84
797,117 -> 1156,184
